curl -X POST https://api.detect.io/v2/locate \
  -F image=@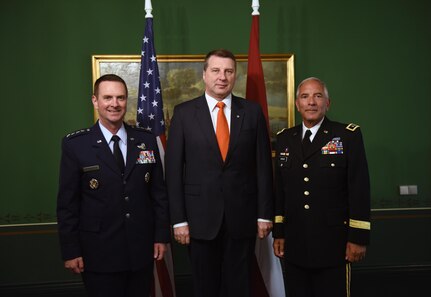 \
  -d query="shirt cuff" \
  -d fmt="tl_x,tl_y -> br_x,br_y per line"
173,222 -> 188,228
258,218 -> 272,223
